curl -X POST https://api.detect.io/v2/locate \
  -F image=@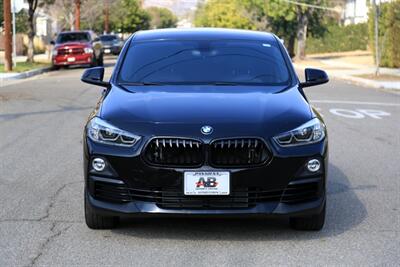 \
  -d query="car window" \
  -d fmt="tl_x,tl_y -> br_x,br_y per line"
100,35 -> 118,42
57,33 -> 90,44
118,39 -> 291,86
